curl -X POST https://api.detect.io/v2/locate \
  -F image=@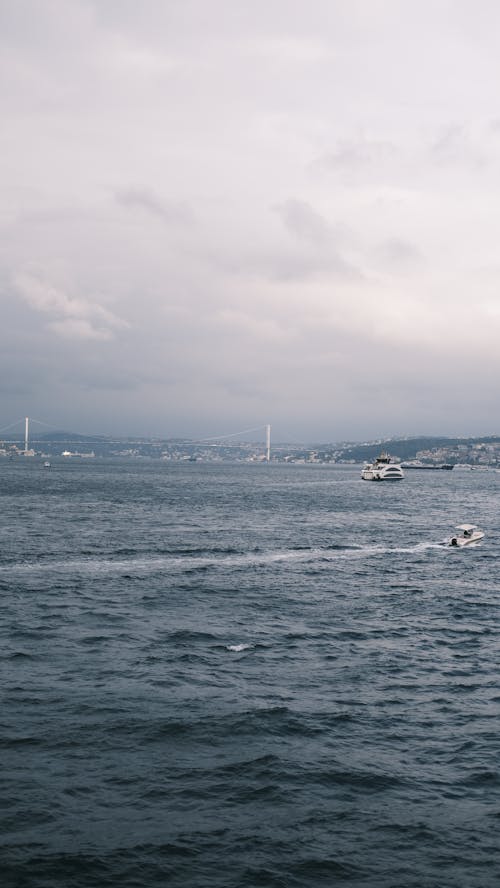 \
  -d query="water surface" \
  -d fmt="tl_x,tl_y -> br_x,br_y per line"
1,461 -> 499,886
